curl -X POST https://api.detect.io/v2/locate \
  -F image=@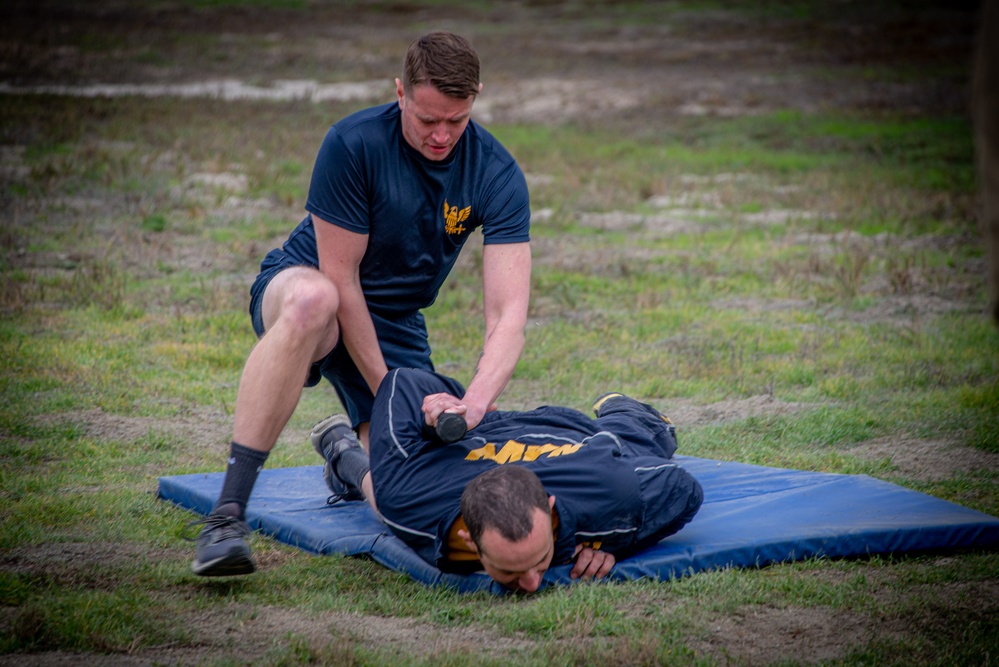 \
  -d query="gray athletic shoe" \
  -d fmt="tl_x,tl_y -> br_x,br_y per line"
190,514 -> 255,577
310,414 -> 365,503
592,392 -> 675,426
